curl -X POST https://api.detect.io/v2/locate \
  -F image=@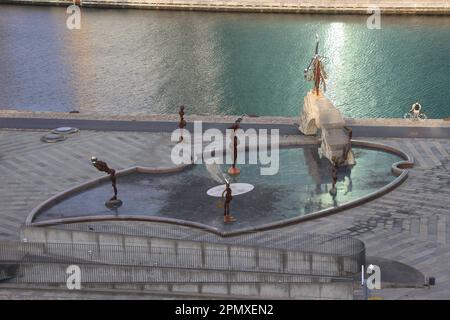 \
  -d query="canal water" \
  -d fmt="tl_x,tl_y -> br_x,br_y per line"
0,4 -> 449,118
